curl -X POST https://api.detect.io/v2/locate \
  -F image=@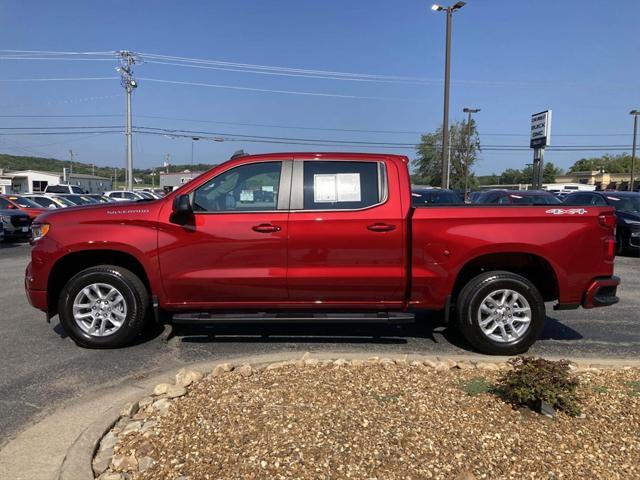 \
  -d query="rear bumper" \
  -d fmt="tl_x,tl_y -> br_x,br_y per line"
582,276 -> 620,309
